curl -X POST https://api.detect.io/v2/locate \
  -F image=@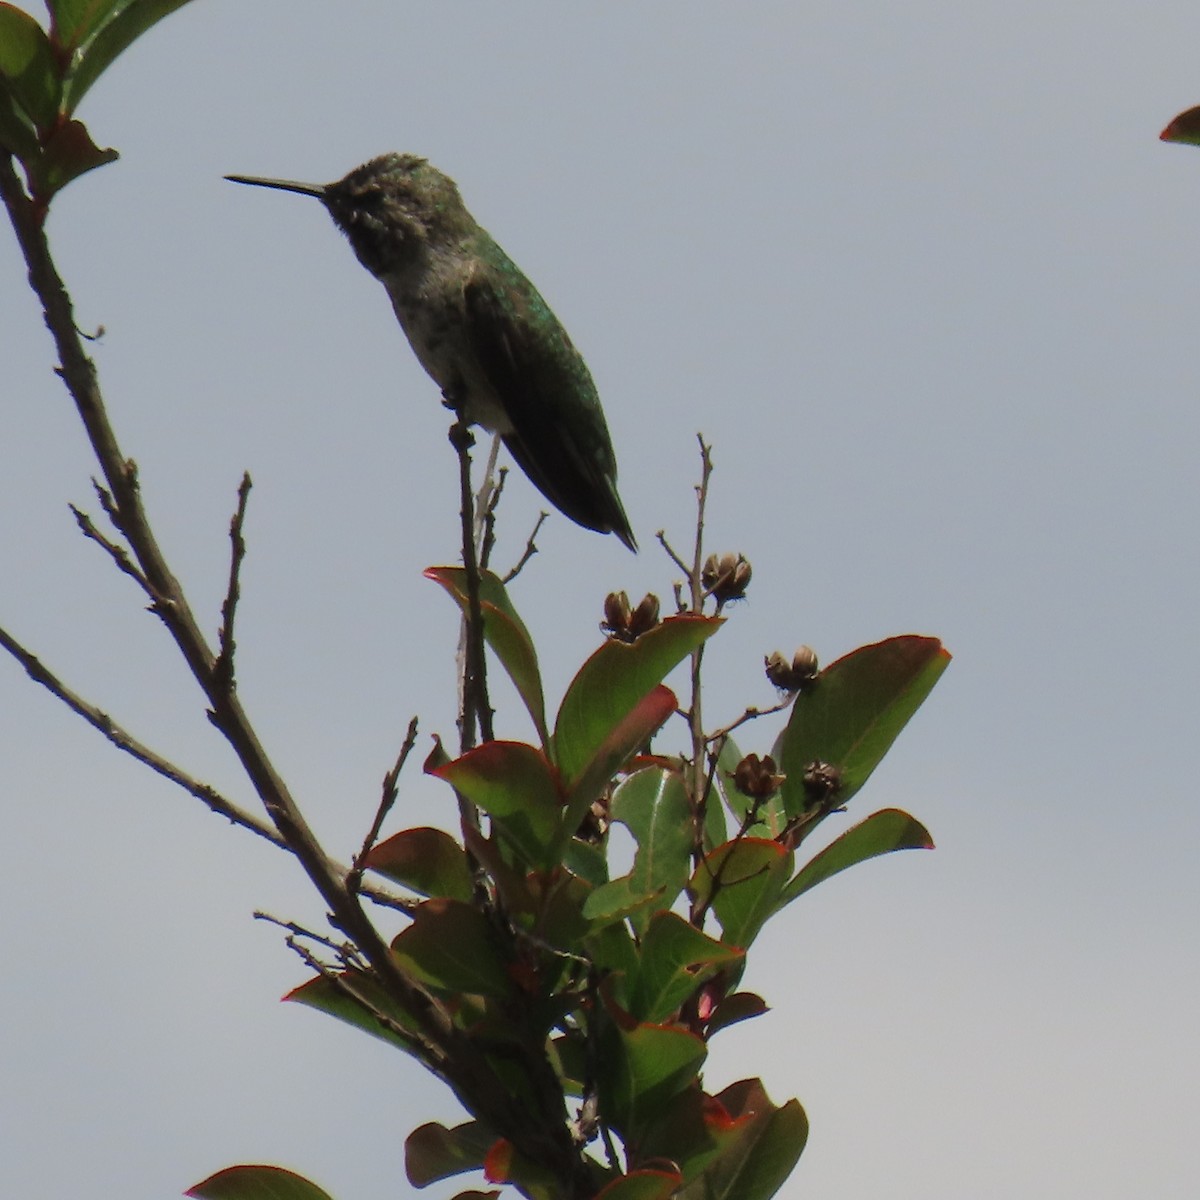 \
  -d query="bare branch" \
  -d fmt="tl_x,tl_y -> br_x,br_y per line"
448,414 -> 493,749
348,716 -> 420,893
213,473 -> 252,692
0,620 -> 285,846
